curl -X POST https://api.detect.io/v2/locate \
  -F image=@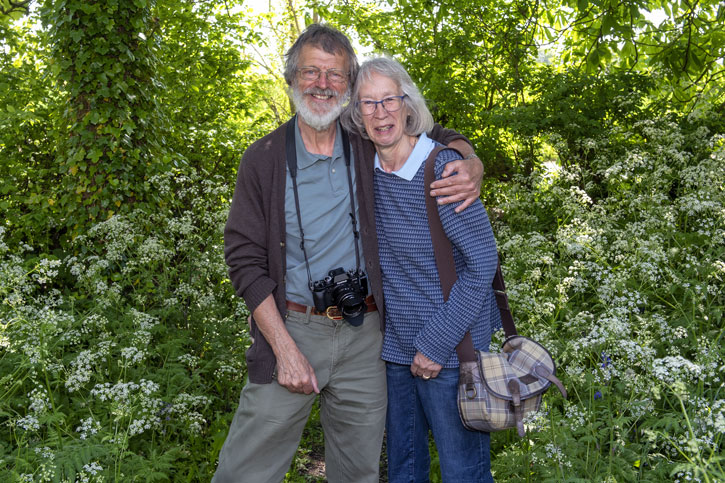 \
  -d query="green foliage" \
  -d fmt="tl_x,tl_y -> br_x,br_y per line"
153,1 -> 280,176
0,14 -> 61,249
485,111 -> 724,481
554,0 -> 725,105
484,68 -> 657,180
0,0 -> 30,21
0,169 -> 249,481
